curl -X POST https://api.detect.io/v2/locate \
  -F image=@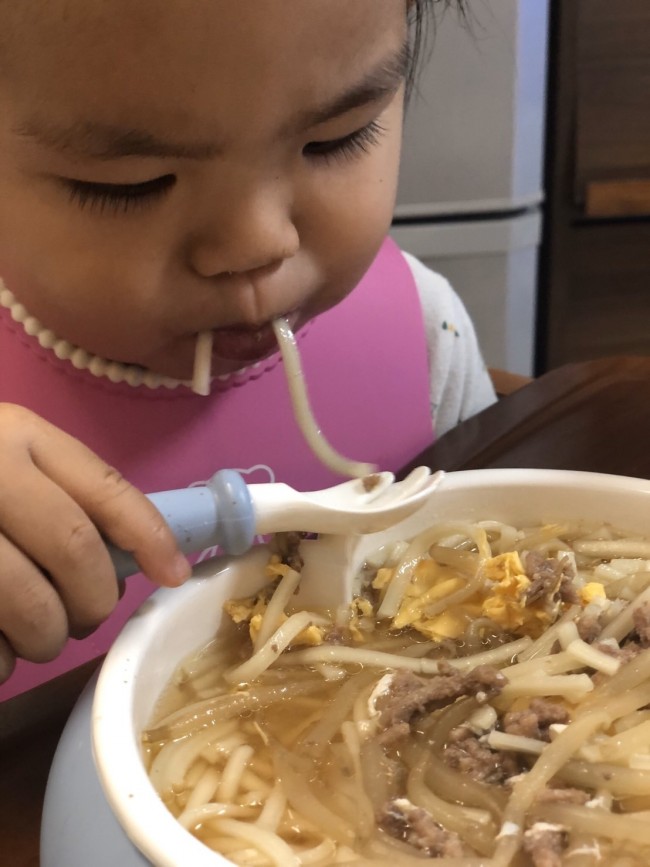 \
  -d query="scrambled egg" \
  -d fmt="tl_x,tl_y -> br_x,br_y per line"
481,551 -> 549,634
223,557 -> 326,647
224,593 -> 270,628
580,582 -> 606,605
390,559 -> 470,640
225,537 -> 592,648
373,550 -> 559,641
348,597 -> 375,642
